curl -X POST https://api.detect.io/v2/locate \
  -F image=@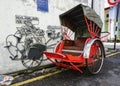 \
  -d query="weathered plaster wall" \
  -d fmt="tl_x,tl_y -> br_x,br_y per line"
0,0 -> 104,74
